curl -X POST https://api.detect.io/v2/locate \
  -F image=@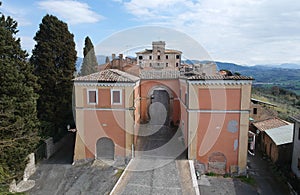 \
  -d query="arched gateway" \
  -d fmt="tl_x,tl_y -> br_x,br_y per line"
147,86 -> 173,125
